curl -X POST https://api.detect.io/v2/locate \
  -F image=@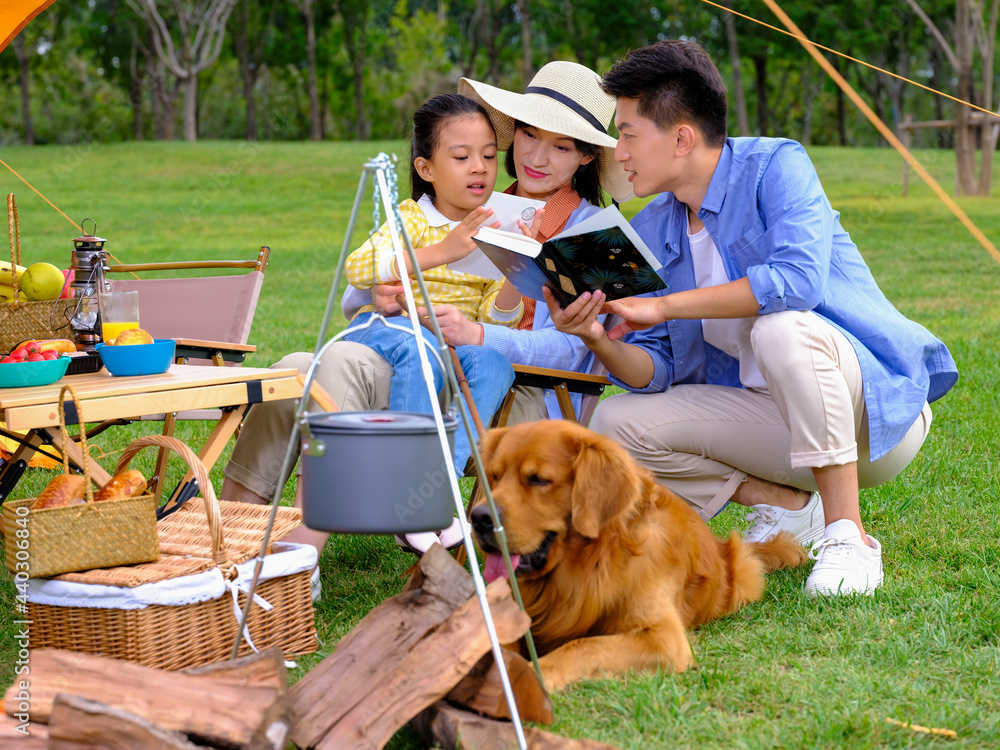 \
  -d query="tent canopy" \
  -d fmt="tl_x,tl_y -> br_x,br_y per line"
1,0 -> 58,54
